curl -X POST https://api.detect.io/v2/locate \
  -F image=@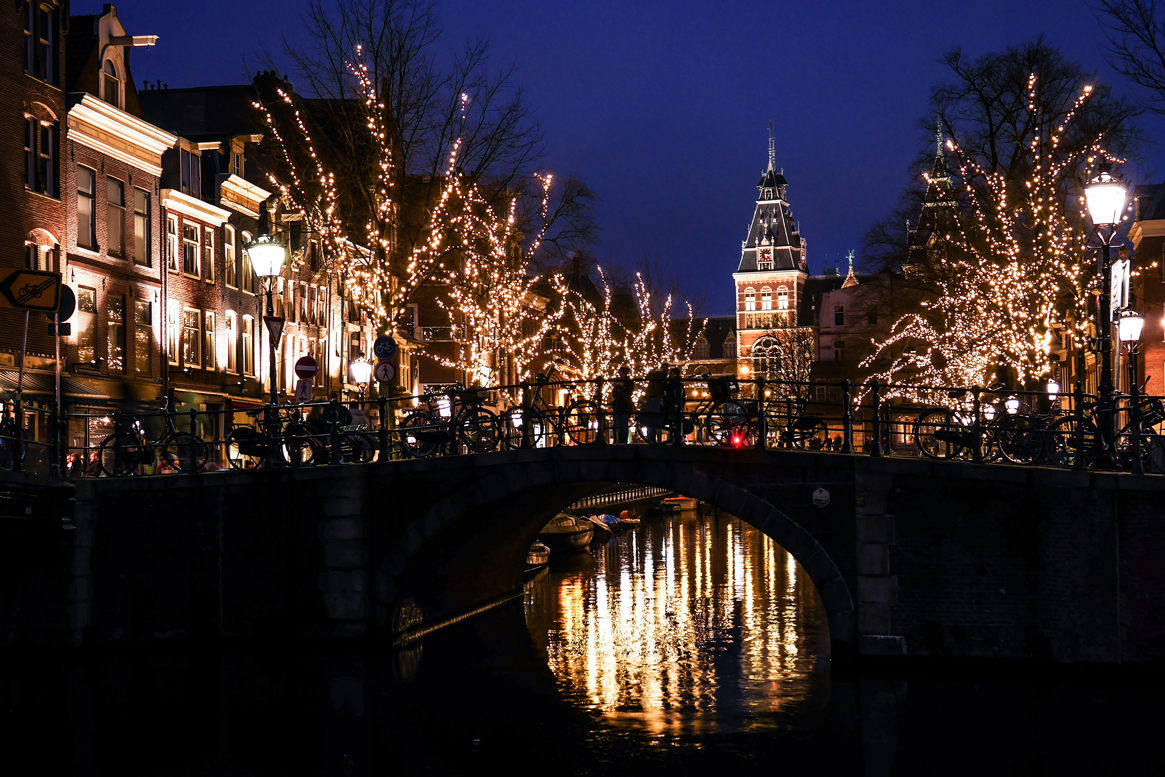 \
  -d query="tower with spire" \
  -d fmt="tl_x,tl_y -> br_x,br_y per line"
907,122 -> 958,268
733,126 -> 810,365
